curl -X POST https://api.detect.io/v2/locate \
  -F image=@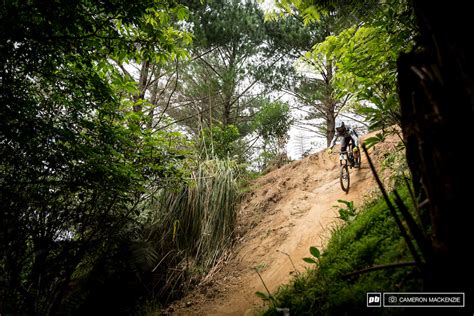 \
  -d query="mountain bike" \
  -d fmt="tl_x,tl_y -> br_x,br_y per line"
339,144 -> 361,193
